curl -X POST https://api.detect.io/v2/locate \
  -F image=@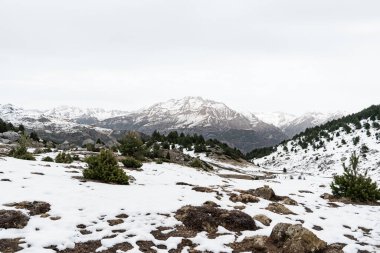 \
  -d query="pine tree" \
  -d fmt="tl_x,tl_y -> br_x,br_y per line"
331,152 -> 380,202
